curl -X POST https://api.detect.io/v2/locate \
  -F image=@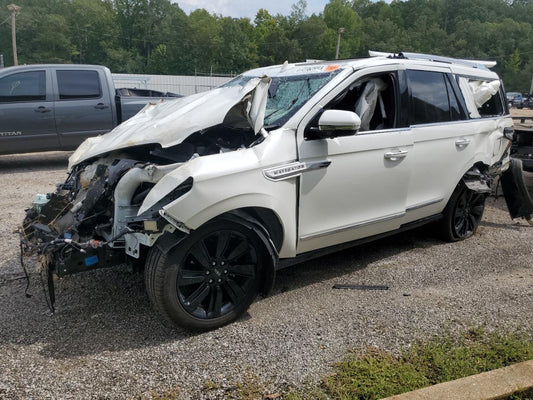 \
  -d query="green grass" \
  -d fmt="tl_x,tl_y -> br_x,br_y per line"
289,328 -> 533,400
150,328 -> 533,400
508,387 -> 533,400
